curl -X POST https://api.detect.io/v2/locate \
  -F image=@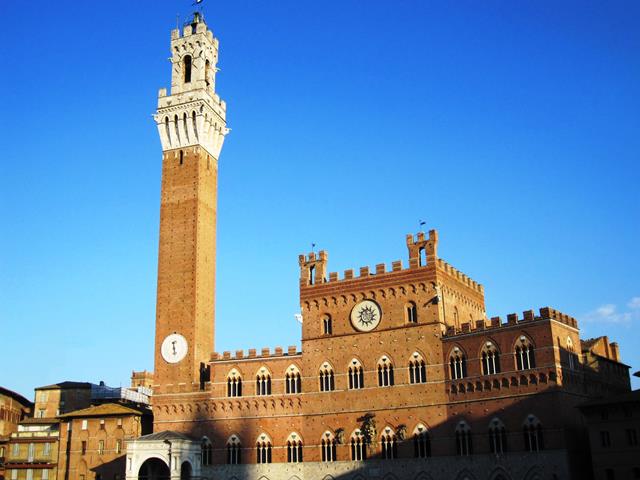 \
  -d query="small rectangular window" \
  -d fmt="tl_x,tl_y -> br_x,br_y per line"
81,441 -> 87,455
601,431 -> 611,448
42,470 -> 49,480
627,429 -> 638,446
26,469 -> 33,480
117,418 -> 123,428
81,419 -> 88,430
116,440 -> 122,454
43,442 -> 51,457
99,419 -> 105,430
98,440 -> 104,455
11,469 -> 17,480
12,443 -> 20,456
